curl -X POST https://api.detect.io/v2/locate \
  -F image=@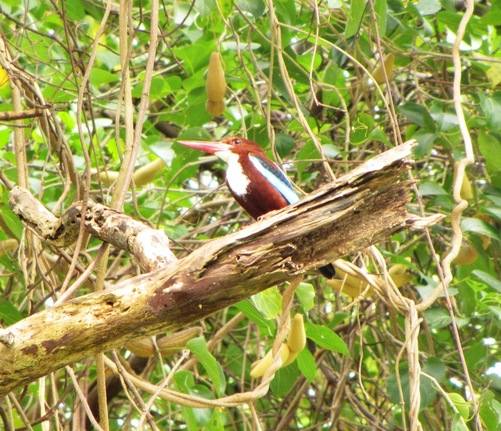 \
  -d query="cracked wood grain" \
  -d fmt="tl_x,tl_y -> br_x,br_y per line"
0,141 -> 421,395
